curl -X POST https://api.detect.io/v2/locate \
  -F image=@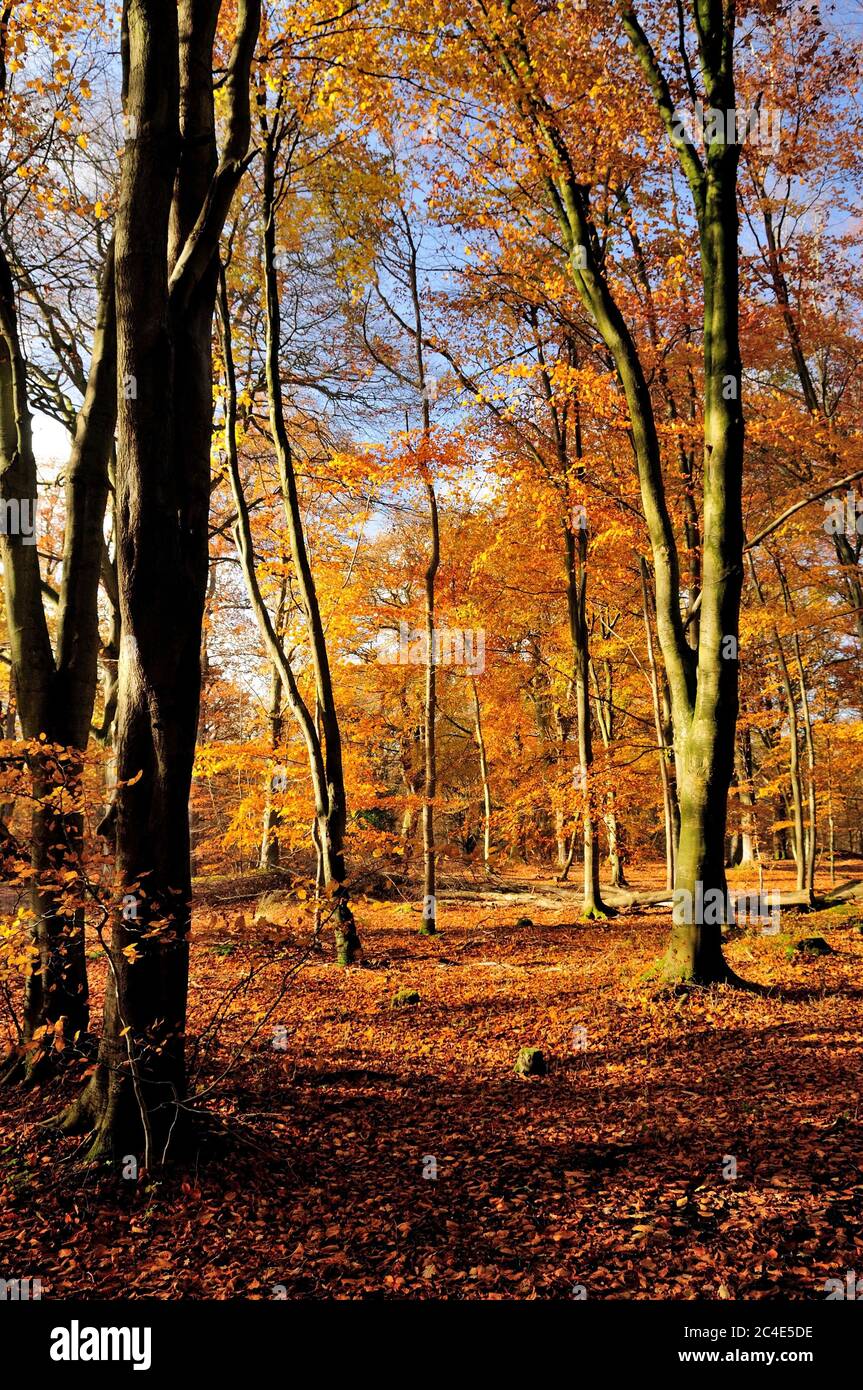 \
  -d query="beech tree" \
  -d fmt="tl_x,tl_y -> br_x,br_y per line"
0,0 -> 118,1068
59,0 -> 260,1159
423,0 -> 749,980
